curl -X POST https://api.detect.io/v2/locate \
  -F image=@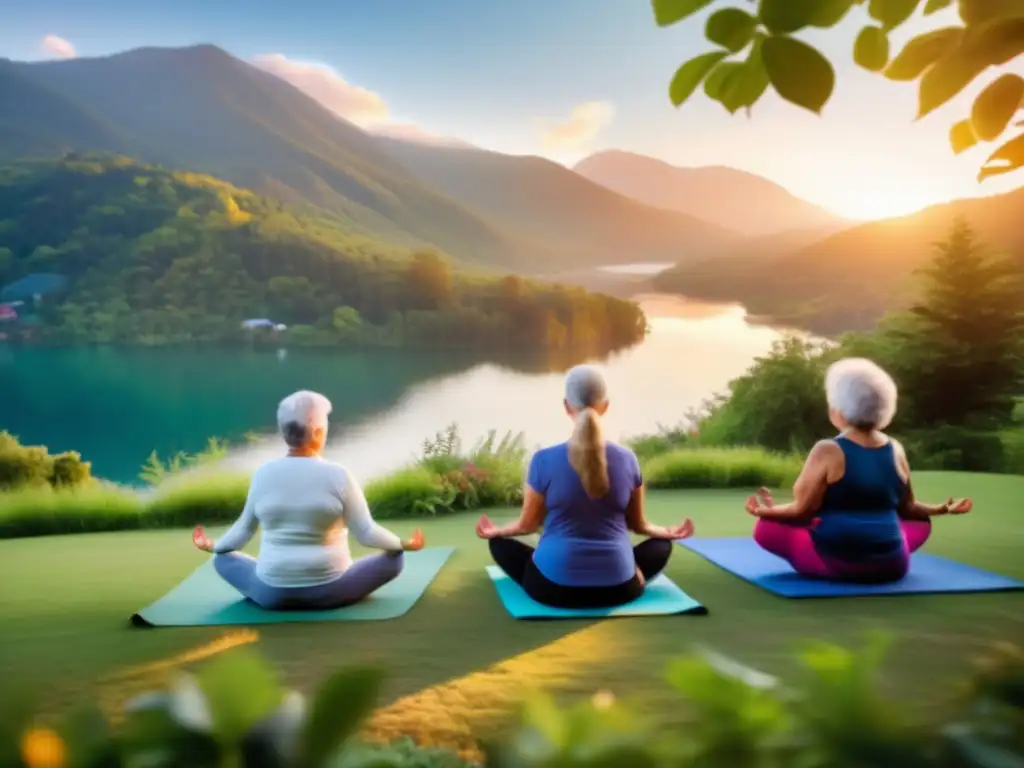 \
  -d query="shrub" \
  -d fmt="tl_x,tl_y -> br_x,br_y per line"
1002,427 -> 1024,475
627,423 -> 695,462
368,425 -> 527,518
642,447 -> 802,490
146,472 -> 251,527
903,427 -> 1008,473
0,431 -> 93,491
365,466 -> 452,519
4,639 -> 1021,767
0,484 -> 144,538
